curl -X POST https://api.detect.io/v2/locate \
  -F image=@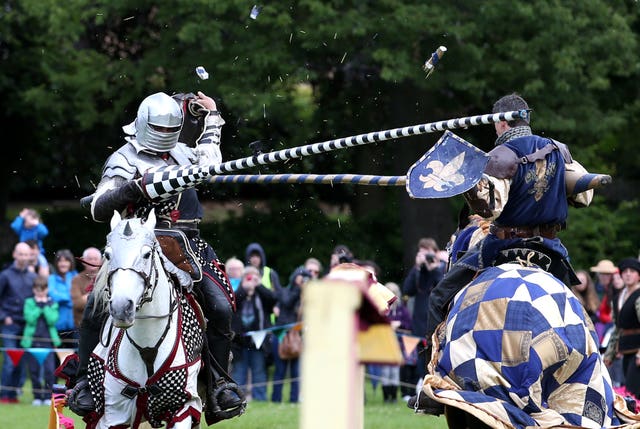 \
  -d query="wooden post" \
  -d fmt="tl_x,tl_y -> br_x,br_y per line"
300,279 -> 363,429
